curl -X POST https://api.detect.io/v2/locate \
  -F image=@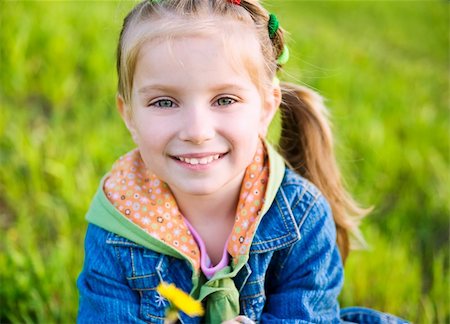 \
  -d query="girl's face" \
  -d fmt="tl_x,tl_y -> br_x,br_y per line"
118,33 -> 279,201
